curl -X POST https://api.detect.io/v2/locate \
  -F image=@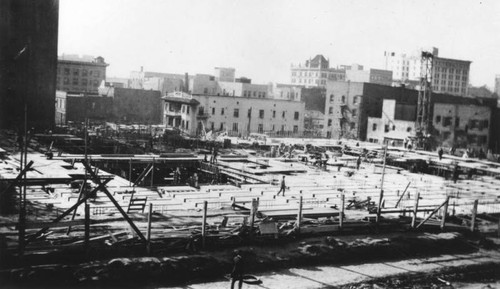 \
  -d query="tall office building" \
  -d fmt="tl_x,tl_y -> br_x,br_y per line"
384,48 -> 470,96
0,0 -> 59,129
